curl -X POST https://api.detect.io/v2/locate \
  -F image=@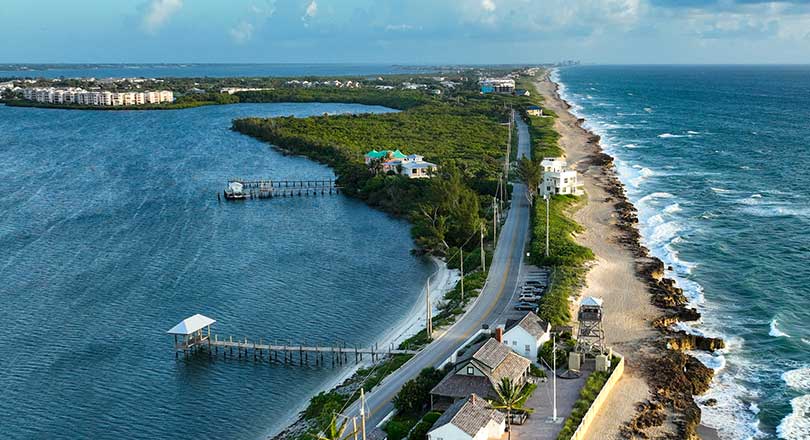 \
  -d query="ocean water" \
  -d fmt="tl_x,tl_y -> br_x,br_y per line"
0,63 -> 423,79
555,65 -> 810,440
0,102 -> 433,439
